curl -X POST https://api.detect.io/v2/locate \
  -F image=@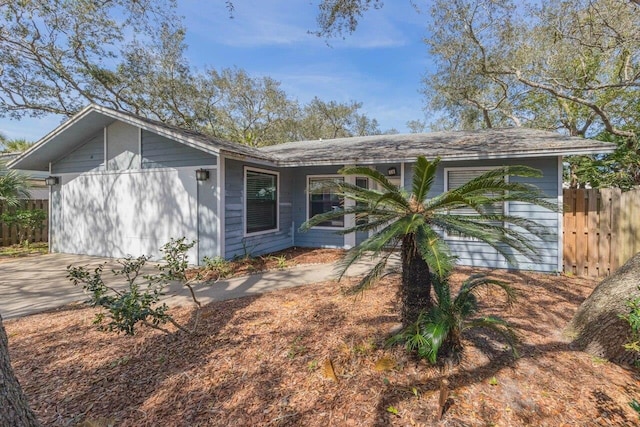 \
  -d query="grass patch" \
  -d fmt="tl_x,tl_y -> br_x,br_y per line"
0,242 -> 48,258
